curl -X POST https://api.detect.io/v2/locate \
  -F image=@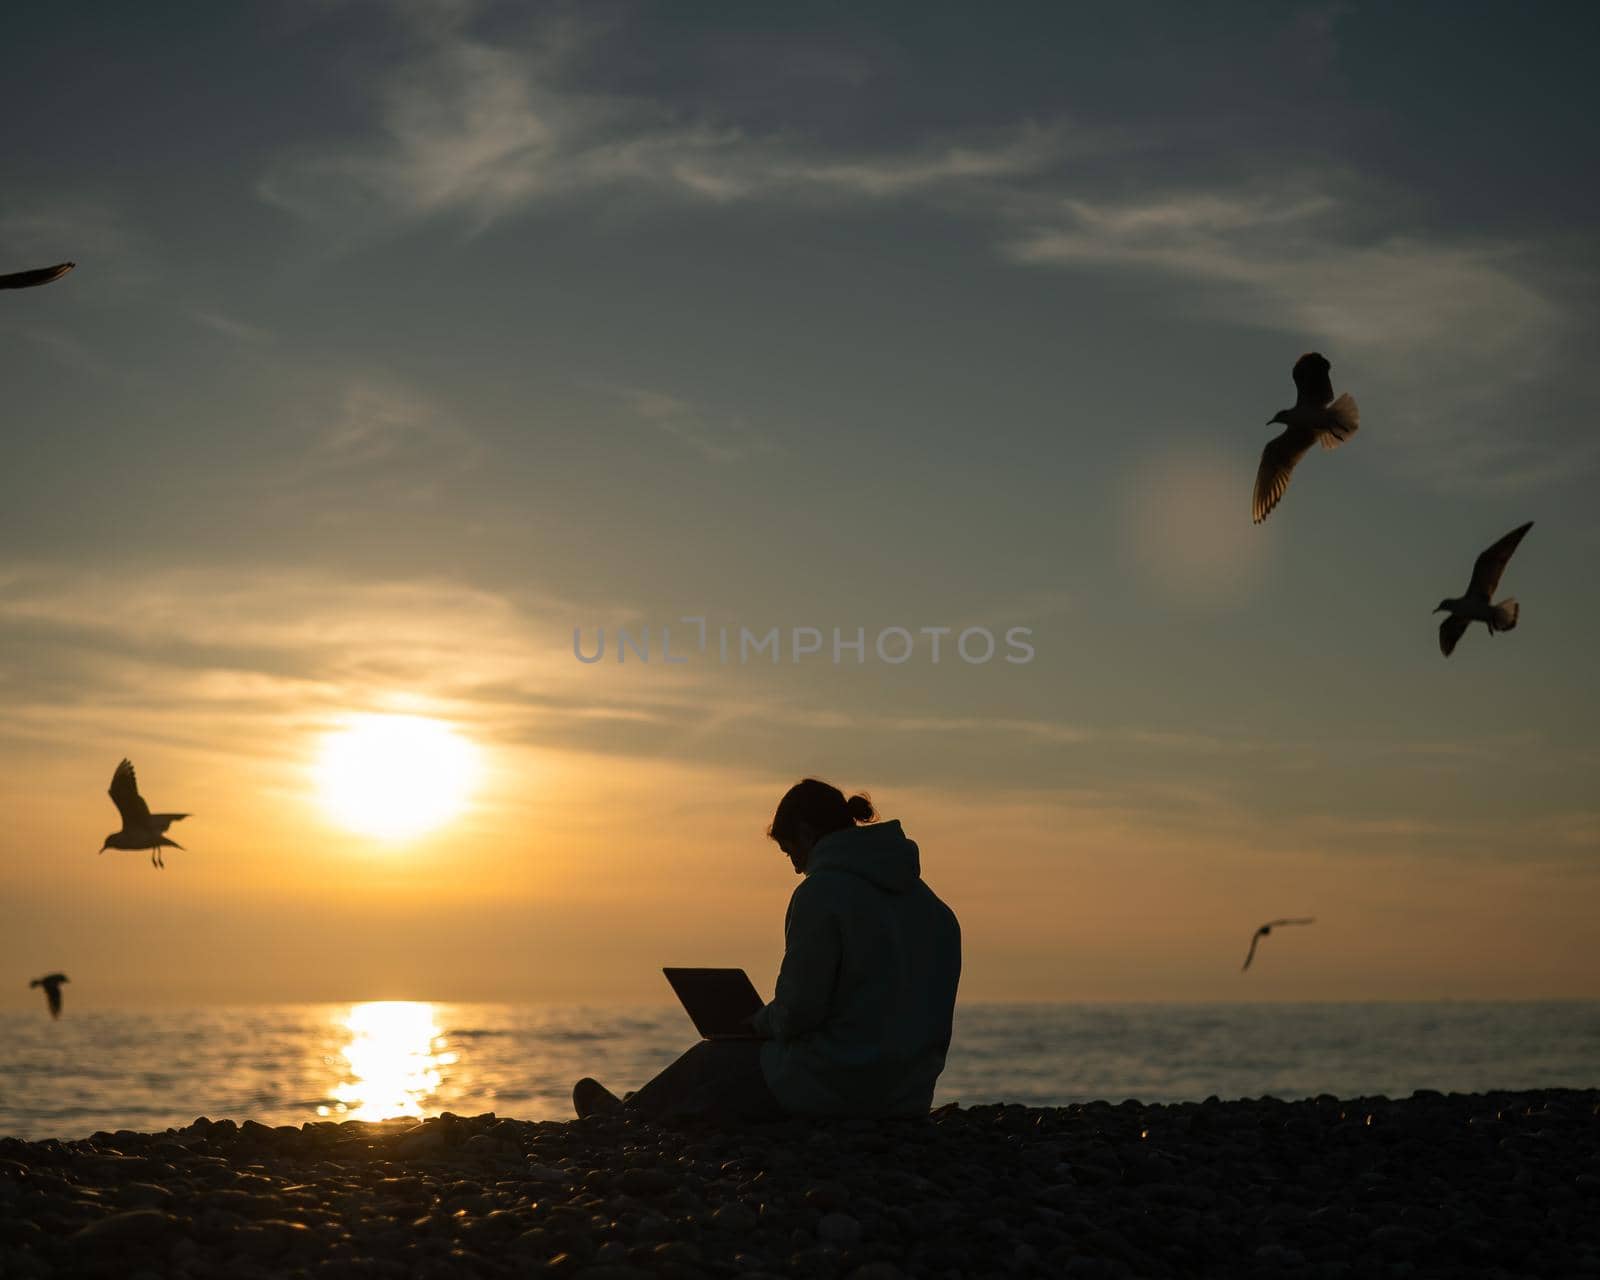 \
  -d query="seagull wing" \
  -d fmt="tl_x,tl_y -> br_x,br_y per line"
1438,613 -> 1470,657
31,976 -> 66,1017
1467,521 -> 1533,602
0,262 -> 75,290
1253,425 -> 1318,523
1292,352 -> 1334,409
147,813 -> 189,834
1241,927 -> 1266,971
108,758 -> 152,826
